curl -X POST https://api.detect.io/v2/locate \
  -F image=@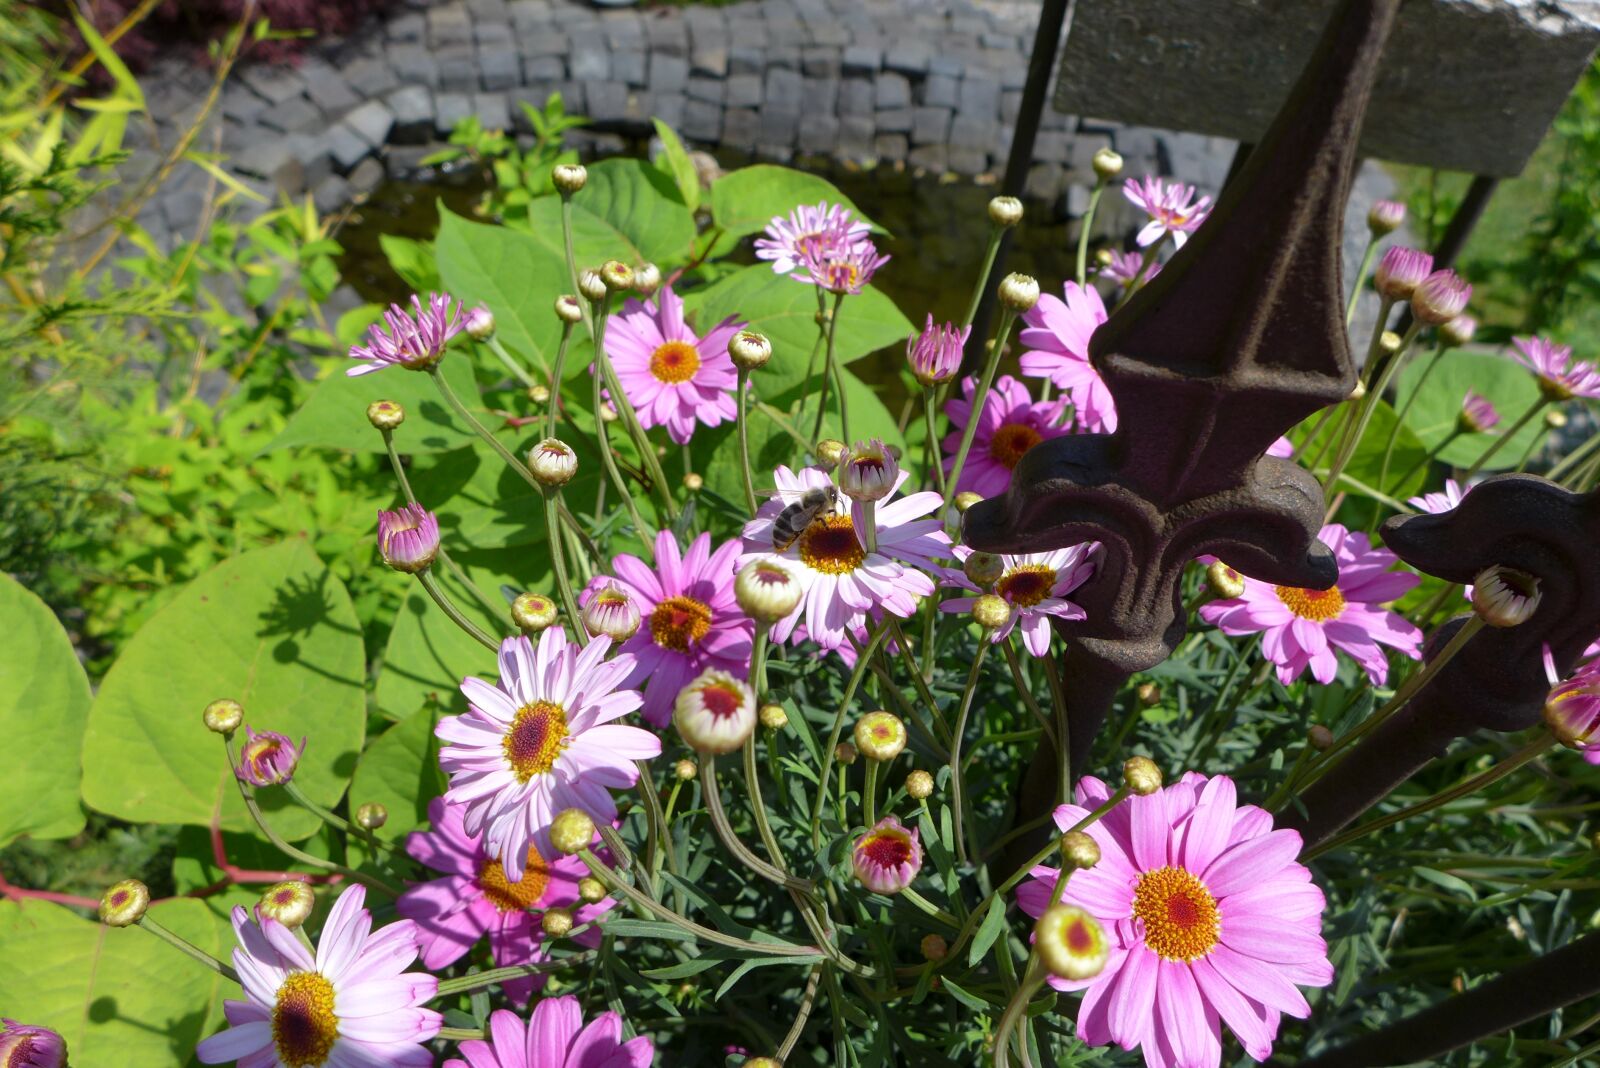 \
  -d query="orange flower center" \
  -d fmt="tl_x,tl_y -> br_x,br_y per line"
477,844 -> 553,911
272,971 -> 339,1066
650,340 -> 700,384
650,595 -> 713,652
996,563 -> 1055,608
988,422 -> 1043,470
1132,866 -> 1220,961
1275,584 -> 1346,622
799,513 -> 865,575
503,700 -> 570,783
860,828 -> 913,867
